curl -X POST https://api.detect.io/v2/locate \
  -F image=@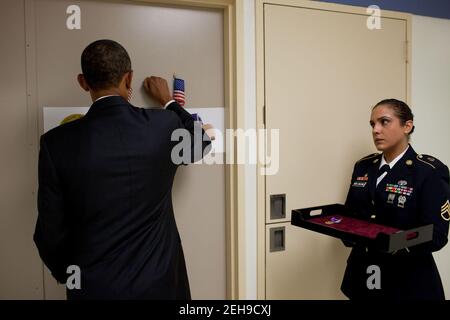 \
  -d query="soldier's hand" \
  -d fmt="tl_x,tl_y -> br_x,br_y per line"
143,76 -> 172,107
